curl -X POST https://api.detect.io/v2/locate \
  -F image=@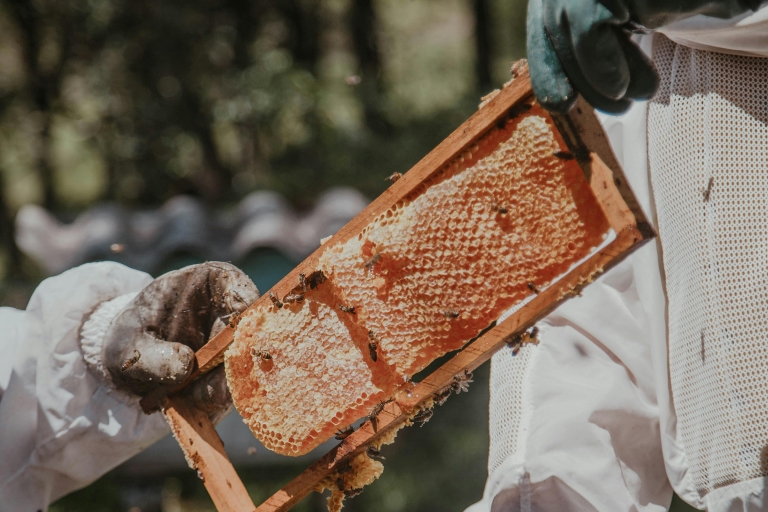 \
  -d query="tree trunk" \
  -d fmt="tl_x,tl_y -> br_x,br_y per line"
6,0 -> 59,211
350,0 -> 392,135
473,0 -> 494,93
275,0 -> 321,72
